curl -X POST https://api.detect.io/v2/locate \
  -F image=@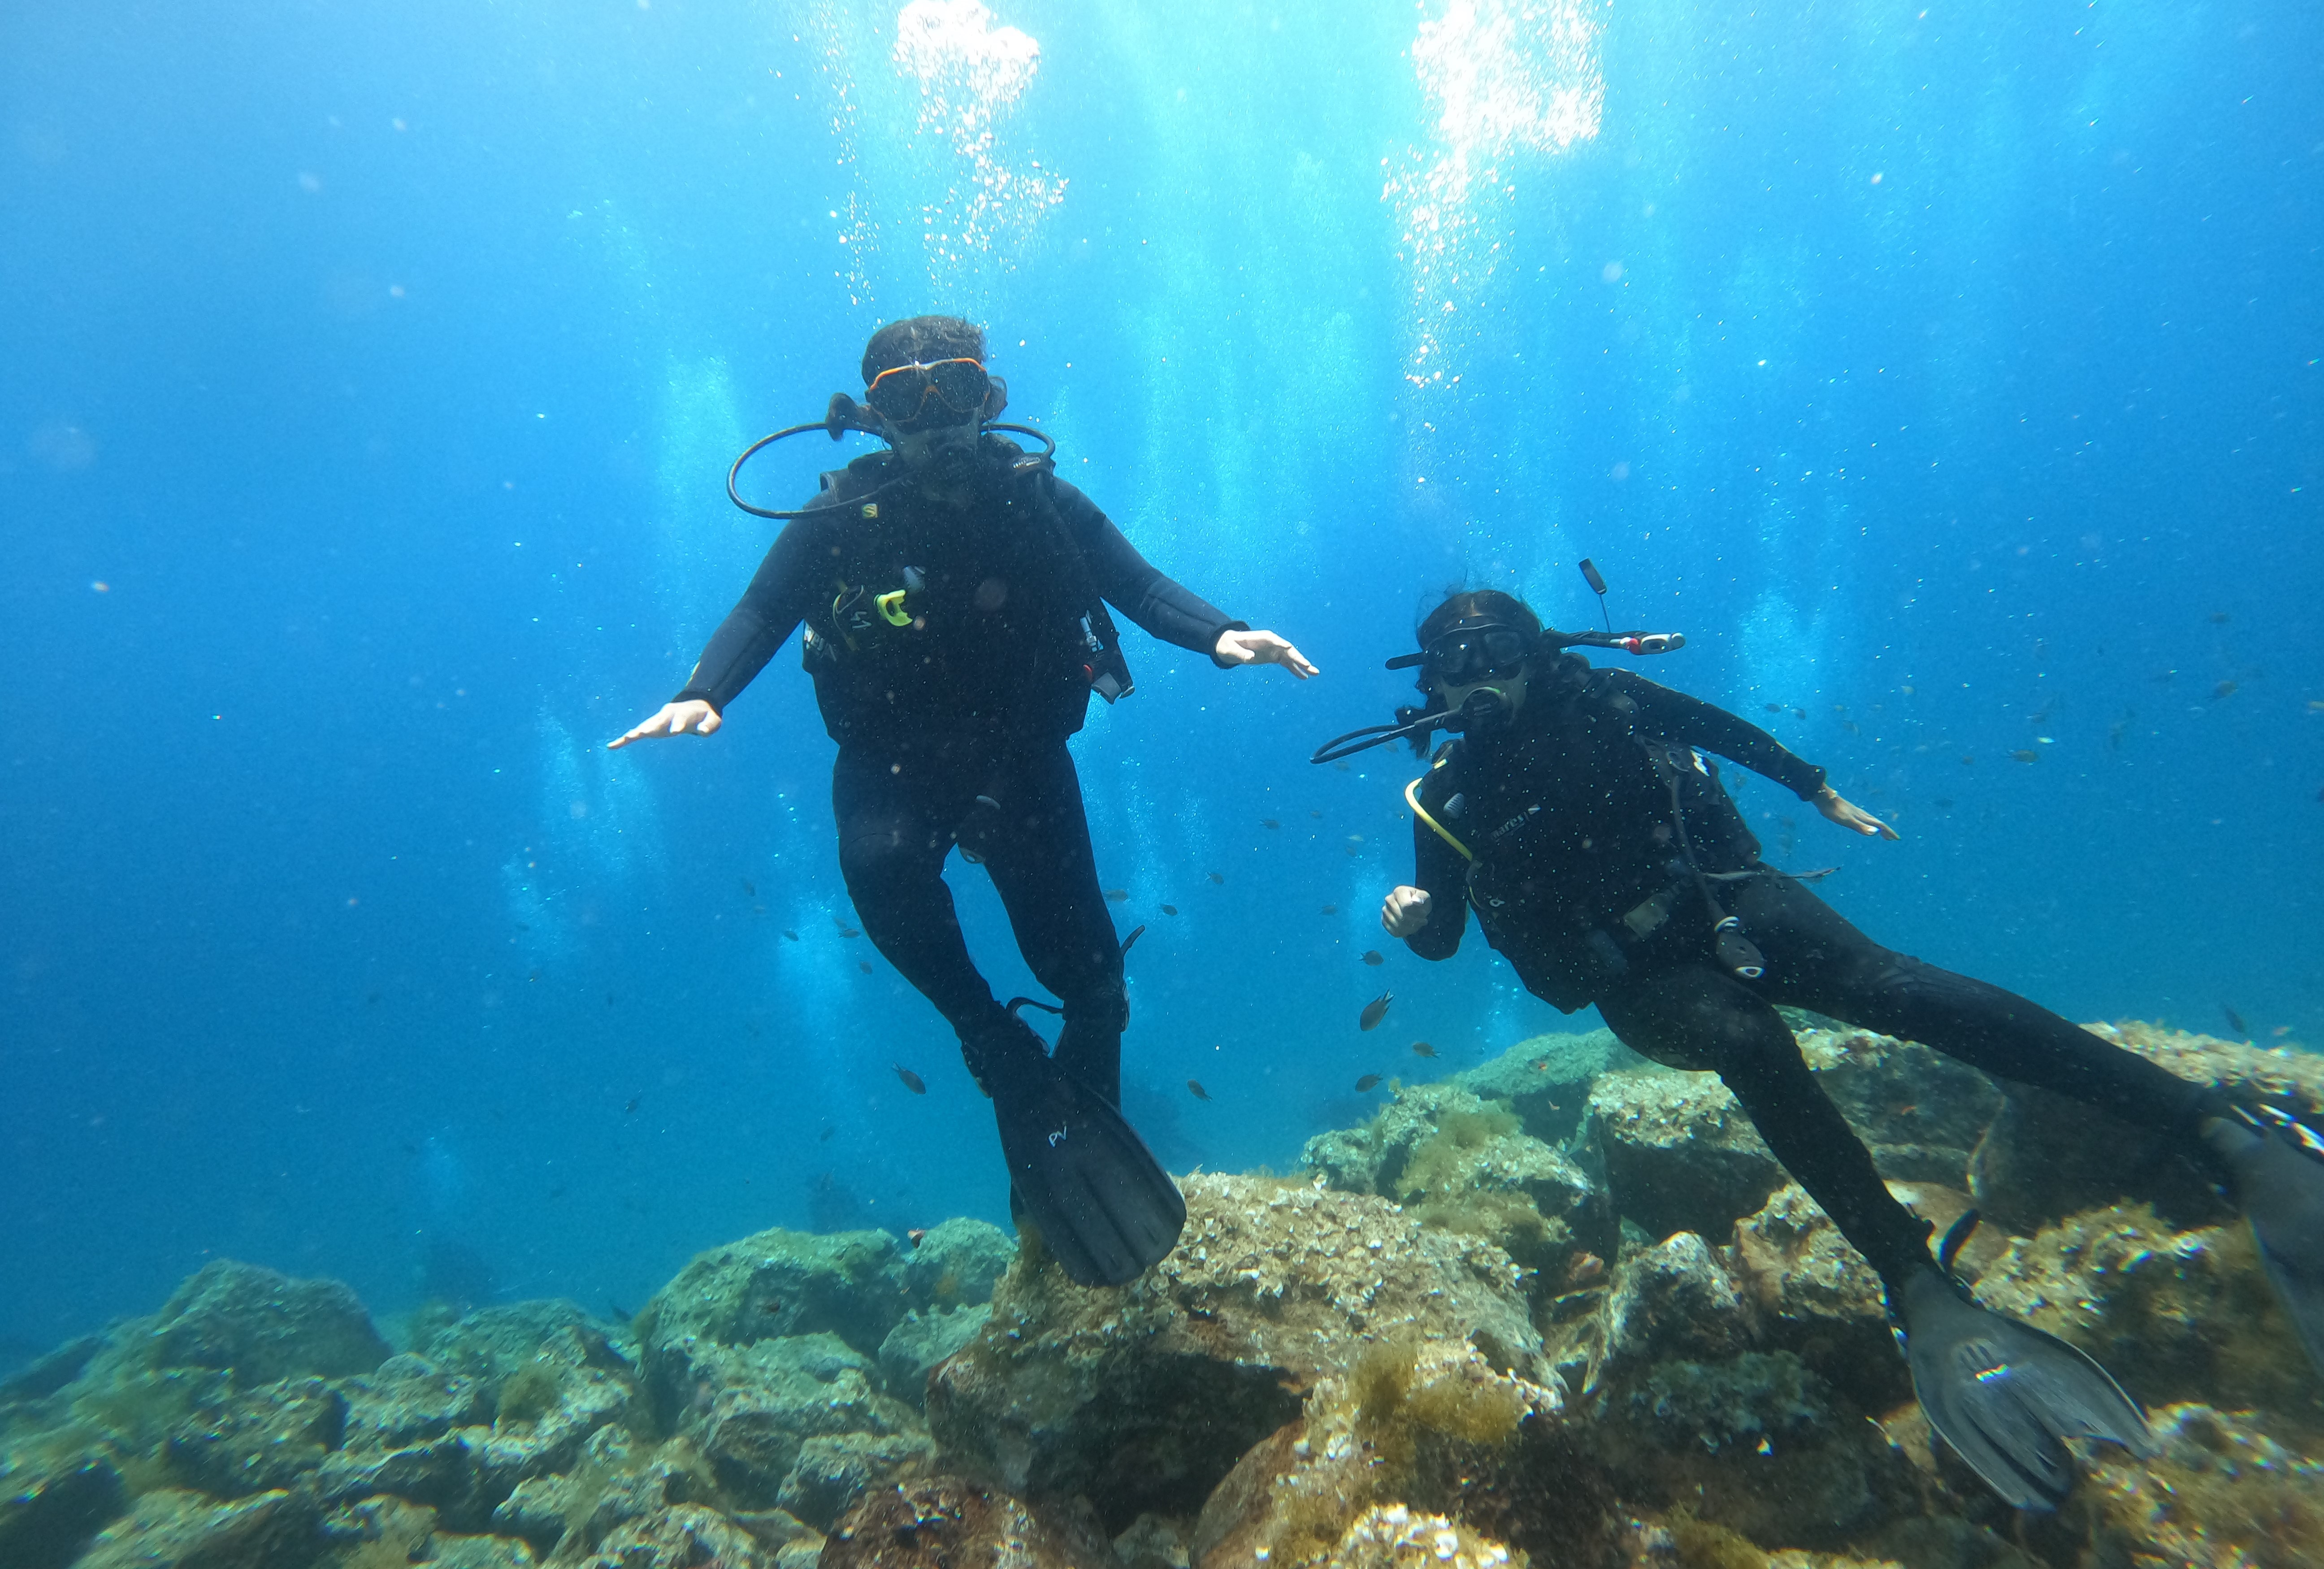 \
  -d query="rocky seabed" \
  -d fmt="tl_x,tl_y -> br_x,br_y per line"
6,1020 -> 2322,1569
